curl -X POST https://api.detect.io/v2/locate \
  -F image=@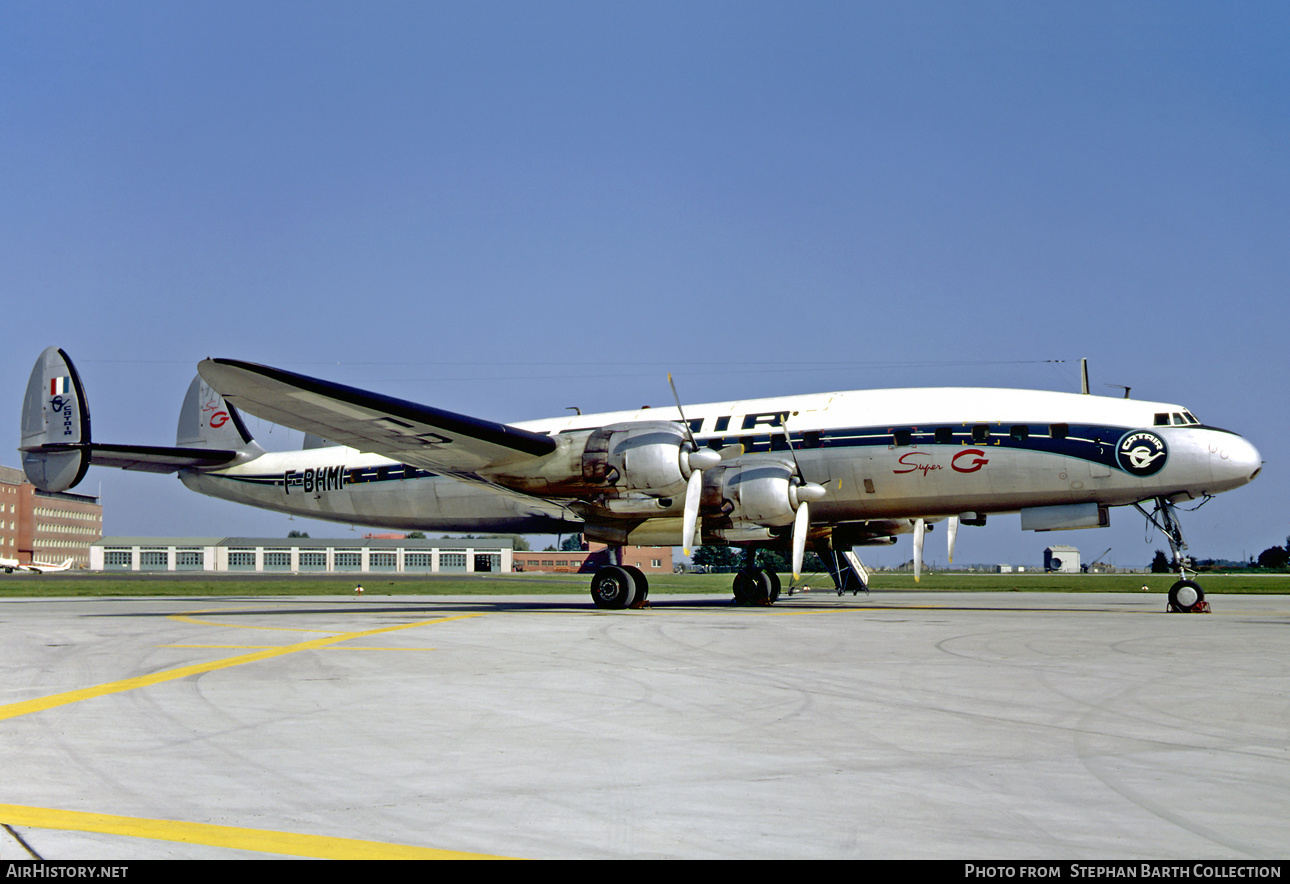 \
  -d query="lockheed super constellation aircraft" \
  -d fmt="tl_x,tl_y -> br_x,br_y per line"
20,347 -> 1261,611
